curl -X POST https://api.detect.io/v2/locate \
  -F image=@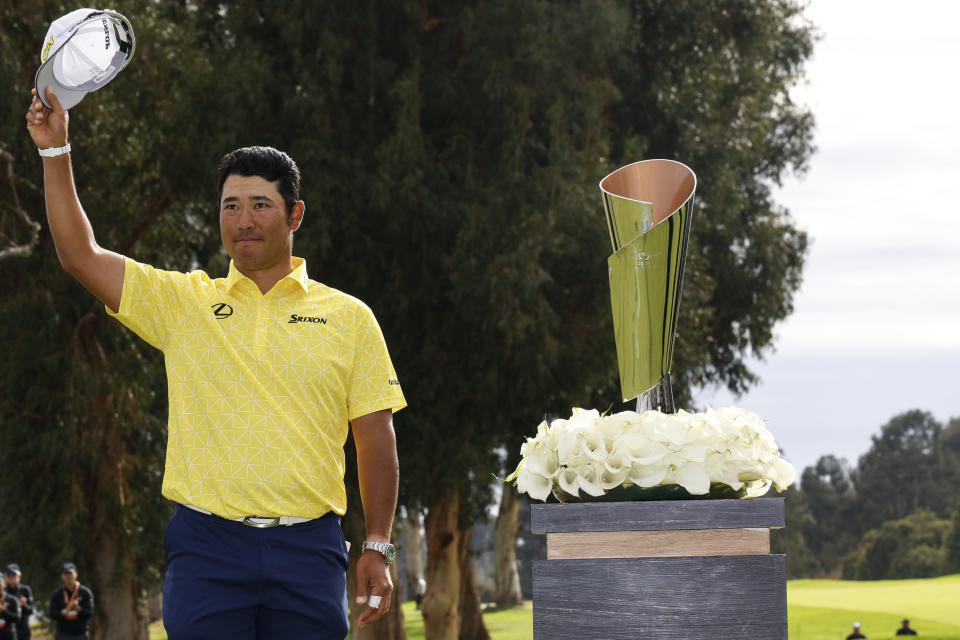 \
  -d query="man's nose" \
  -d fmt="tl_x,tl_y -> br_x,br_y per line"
237,207 -> 255,229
